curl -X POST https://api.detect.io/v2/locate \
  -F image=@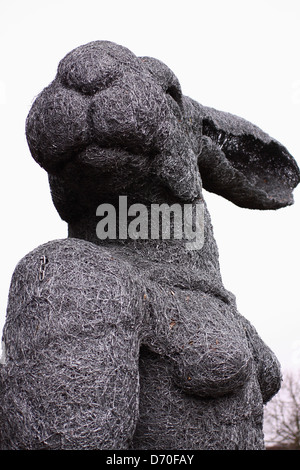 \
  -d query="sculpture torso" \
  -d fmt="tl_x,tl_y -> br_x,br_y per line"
65,202 -> 271,450
1,201 -> 271,449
